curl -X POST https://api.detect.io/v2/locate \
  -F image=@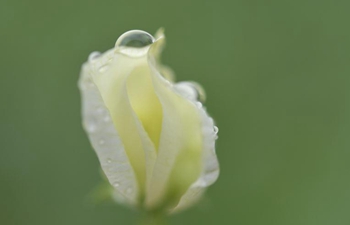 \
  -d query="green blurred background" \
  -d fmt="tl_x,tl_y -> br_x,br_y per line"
1,0 -> 350,224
